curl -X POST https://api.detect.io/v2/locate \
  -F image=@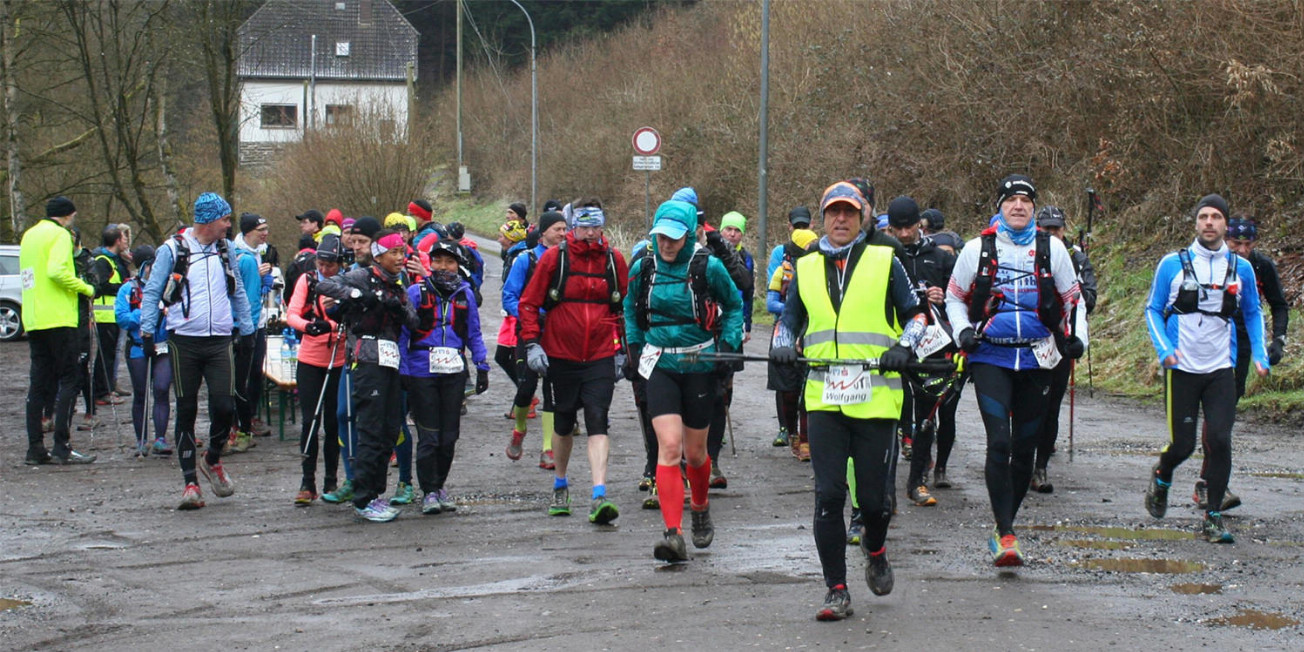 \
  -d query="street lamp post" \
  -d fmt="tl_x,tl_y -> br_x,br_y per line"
506,0 -> 538,213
